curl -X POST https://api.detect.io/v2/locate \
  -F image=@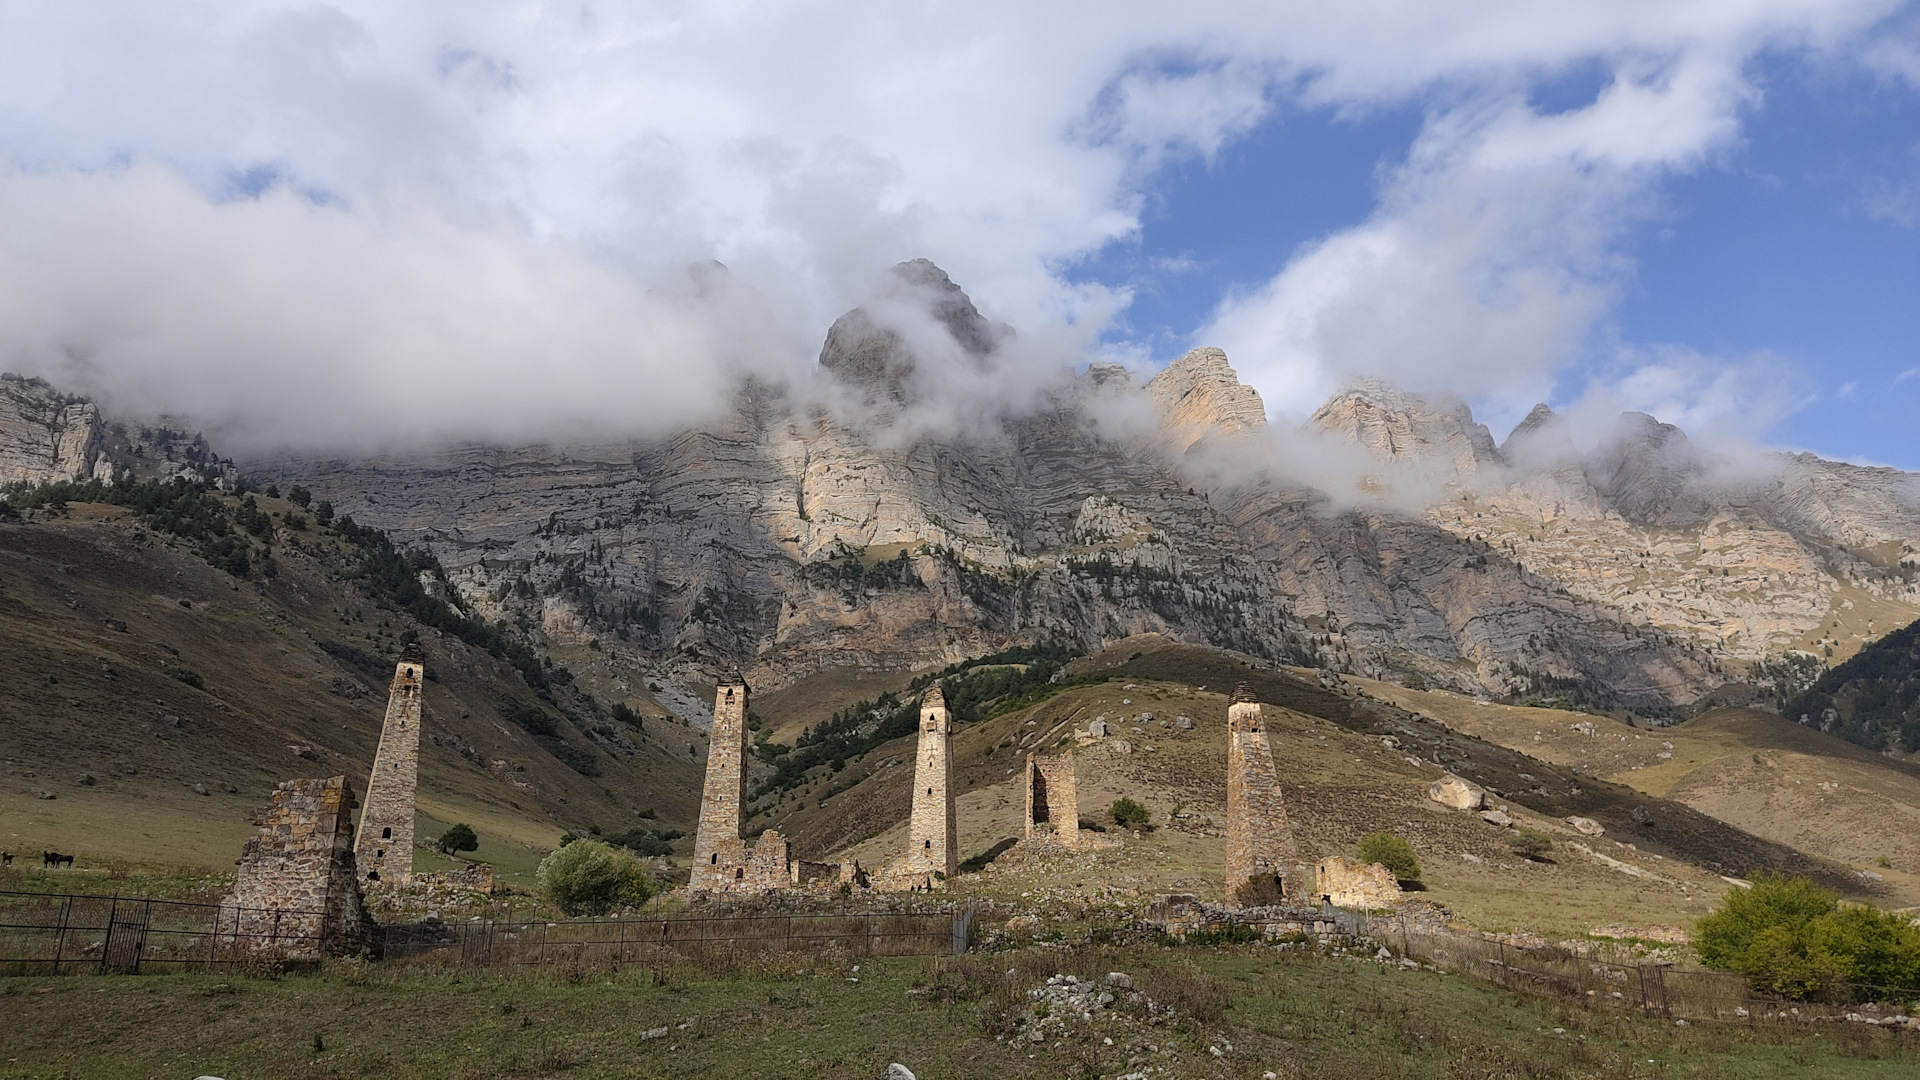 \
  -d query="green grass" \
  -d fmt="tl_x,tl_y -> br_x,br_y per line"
1,945 -> 1913,1079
